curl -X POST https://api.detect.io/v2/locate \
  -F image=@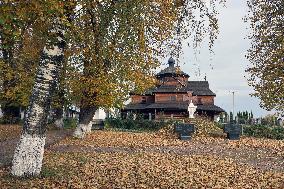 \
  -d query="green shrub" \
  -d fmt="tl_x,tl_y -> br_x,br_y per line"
63,118 -> 78,129
105,116 -> 170,132
0,116 -> 21,124
243,124 -> 284,140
